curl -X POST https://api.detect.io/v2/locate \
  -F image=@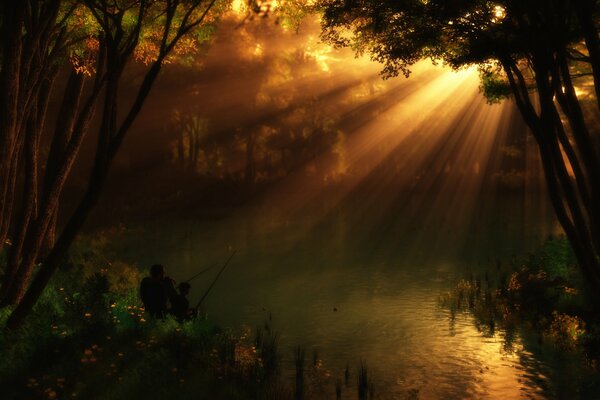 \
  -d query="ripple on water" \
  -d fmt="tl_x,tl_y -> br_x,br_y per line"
125,217 -> 594,399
